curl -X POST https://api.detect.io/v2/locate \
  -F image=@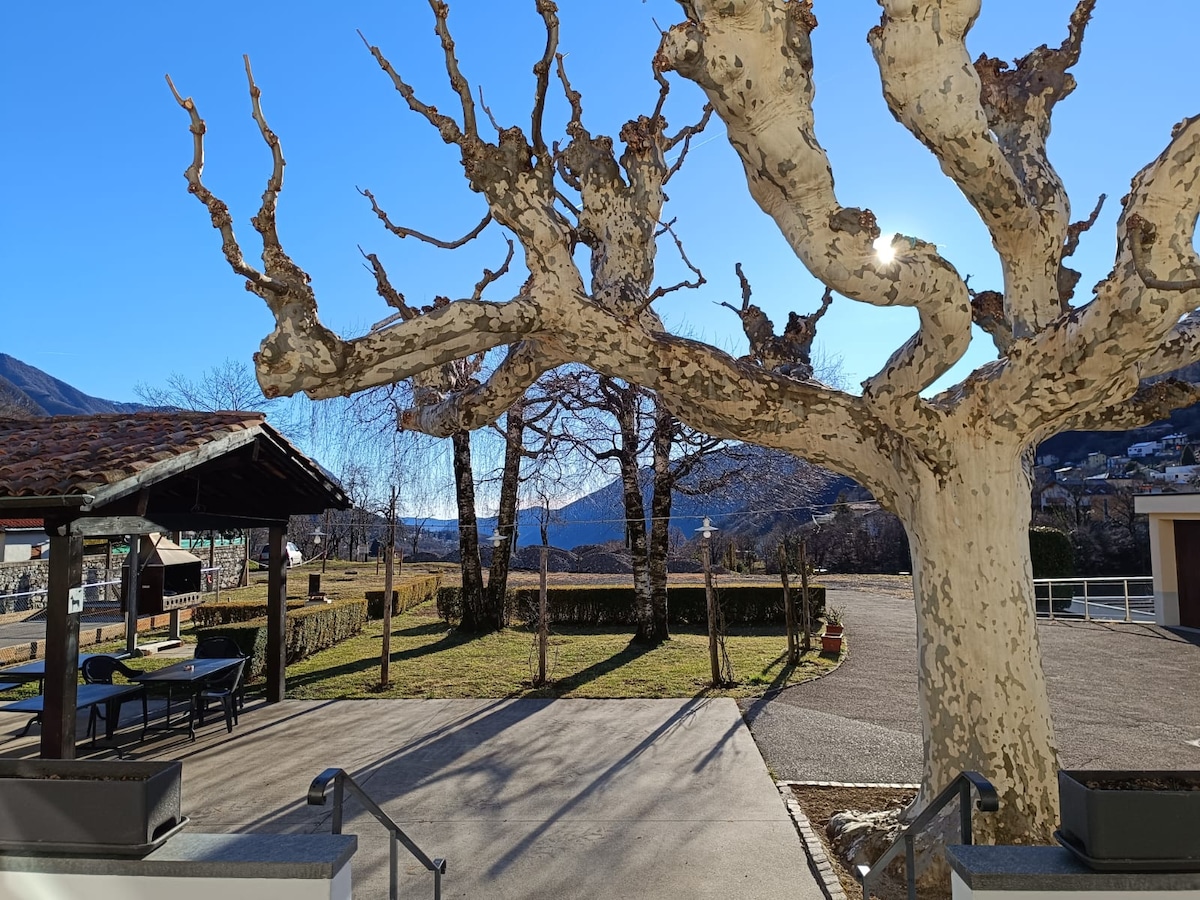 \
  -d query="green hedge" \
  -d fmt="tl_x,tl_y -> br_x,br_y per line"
366,573 -> 442,619
437,583 -> 826,627
1030,526 -> 1074,577
192,598 -> 306,628
194,597 -> 368,679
